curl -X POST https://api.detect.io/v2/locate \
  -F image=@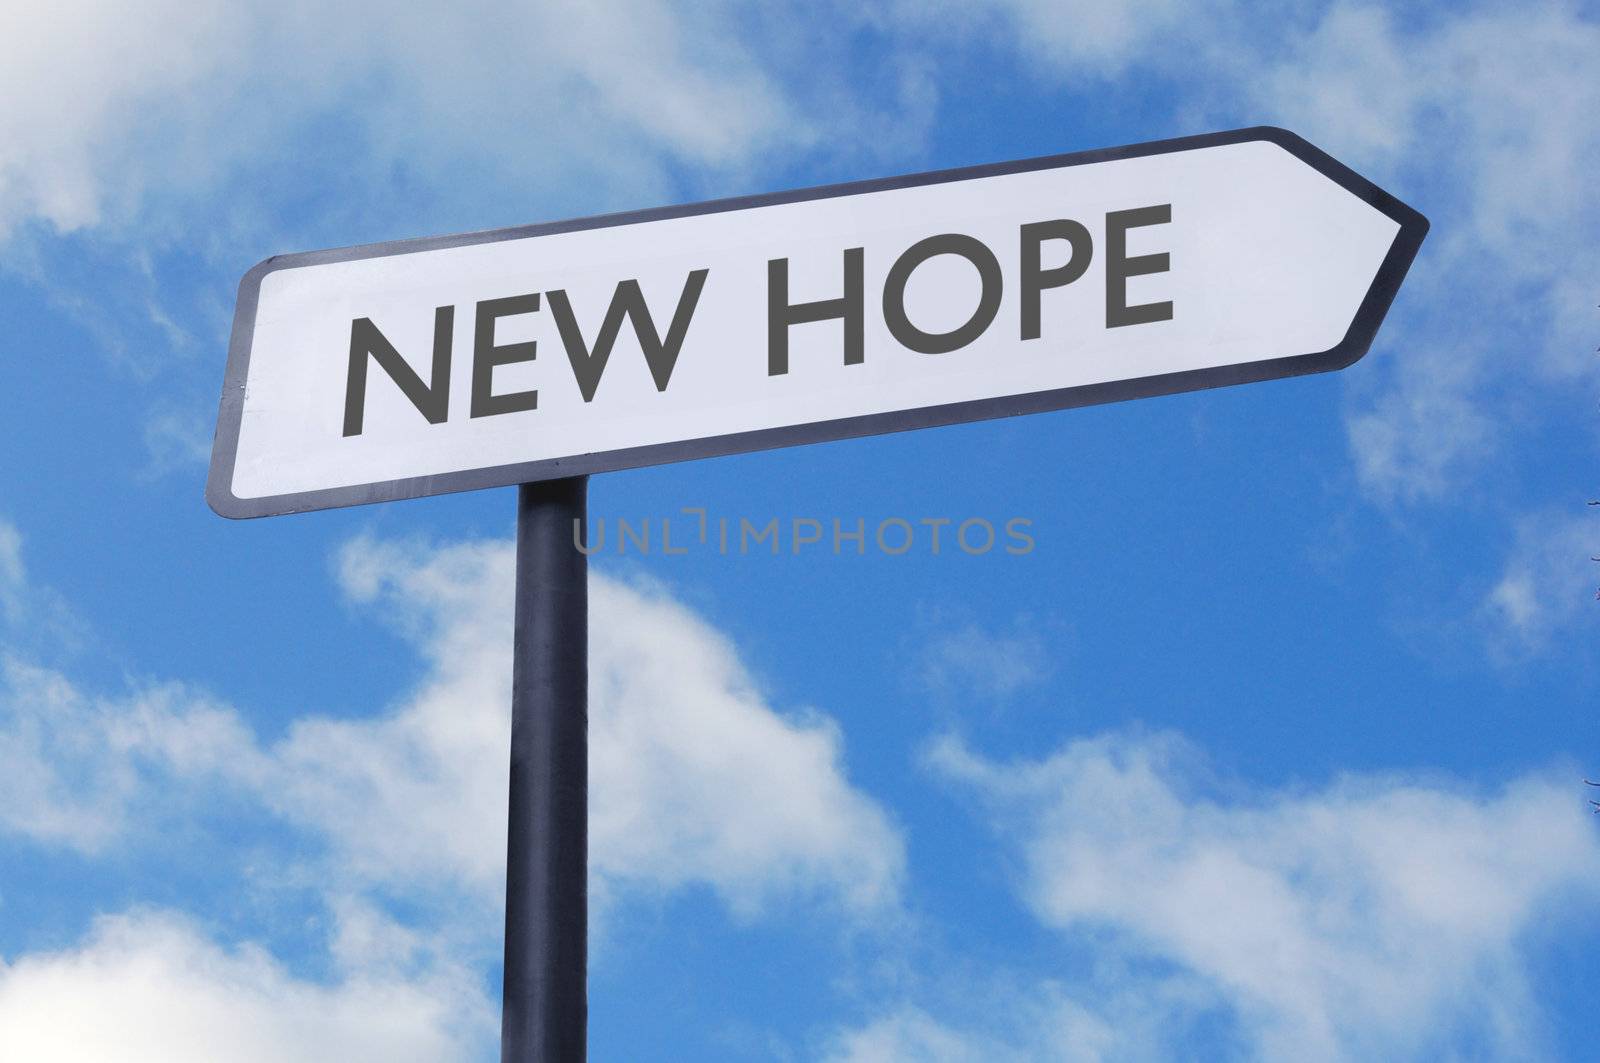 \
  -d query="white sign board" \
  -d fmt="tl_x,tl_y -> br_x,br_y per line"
208,127 -> 1426,518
